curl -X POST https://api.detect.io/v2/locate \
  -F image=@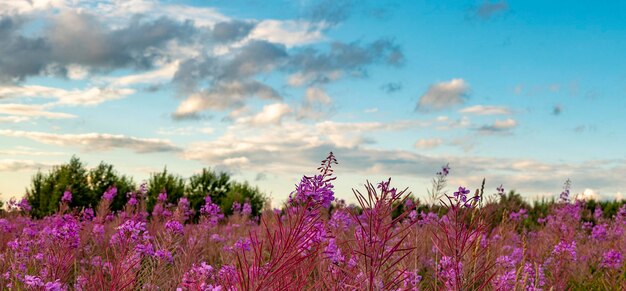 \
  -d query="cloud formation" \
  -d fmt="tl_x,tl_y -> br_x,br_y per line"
416,79 -> 469,112
477,118 -> 517,134
0,130 -> 181,153
459,105 -> 511,115
475,1 -> 509,19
